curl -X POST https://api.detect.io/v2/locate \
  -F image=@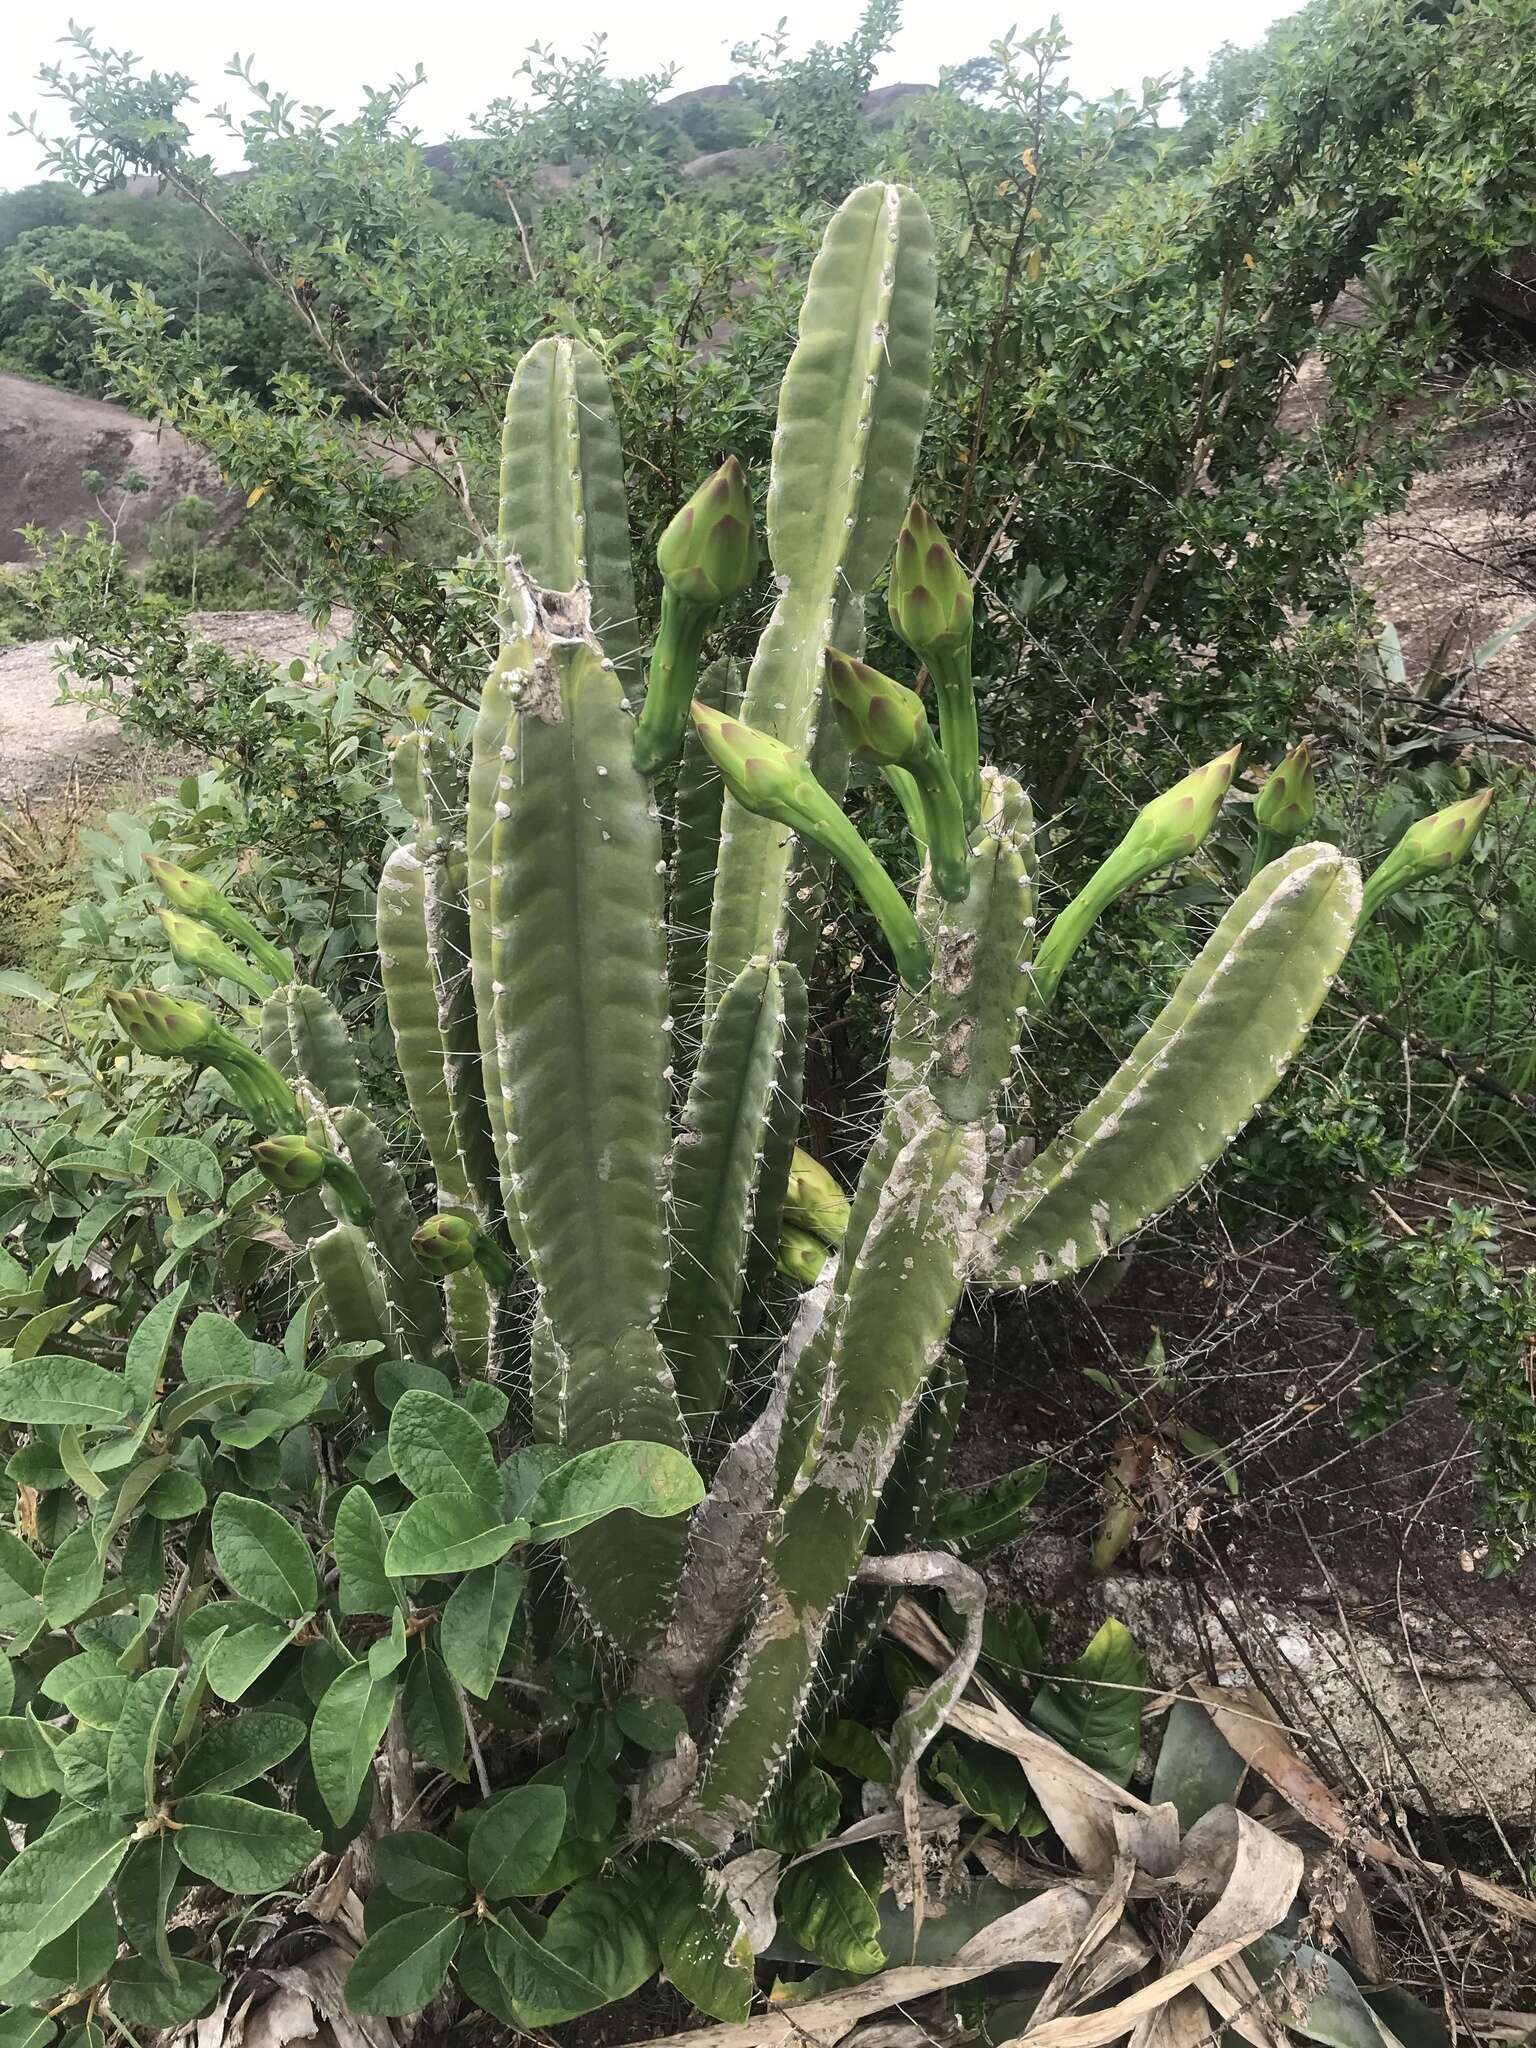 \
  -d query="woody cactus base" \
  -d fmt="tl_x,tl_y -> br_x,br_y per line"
0,182 -> 1489,2038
